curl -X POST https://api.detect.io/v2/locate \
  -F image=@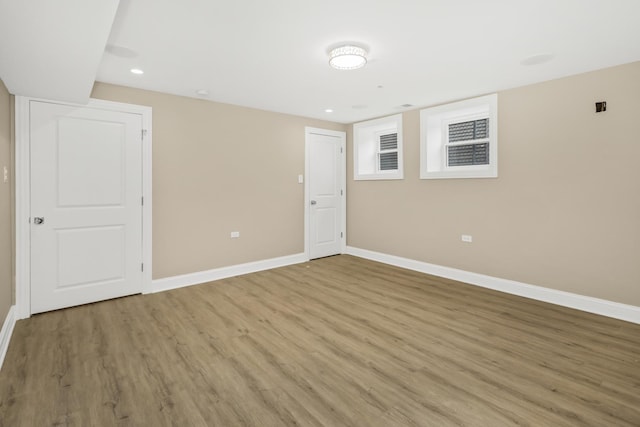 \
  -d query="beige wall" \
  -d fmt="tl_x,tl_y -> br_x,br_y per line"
0,79 -> 12,327
347,61 -> 640,307
91,83 -> 346,279
3,62 -> 636,320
